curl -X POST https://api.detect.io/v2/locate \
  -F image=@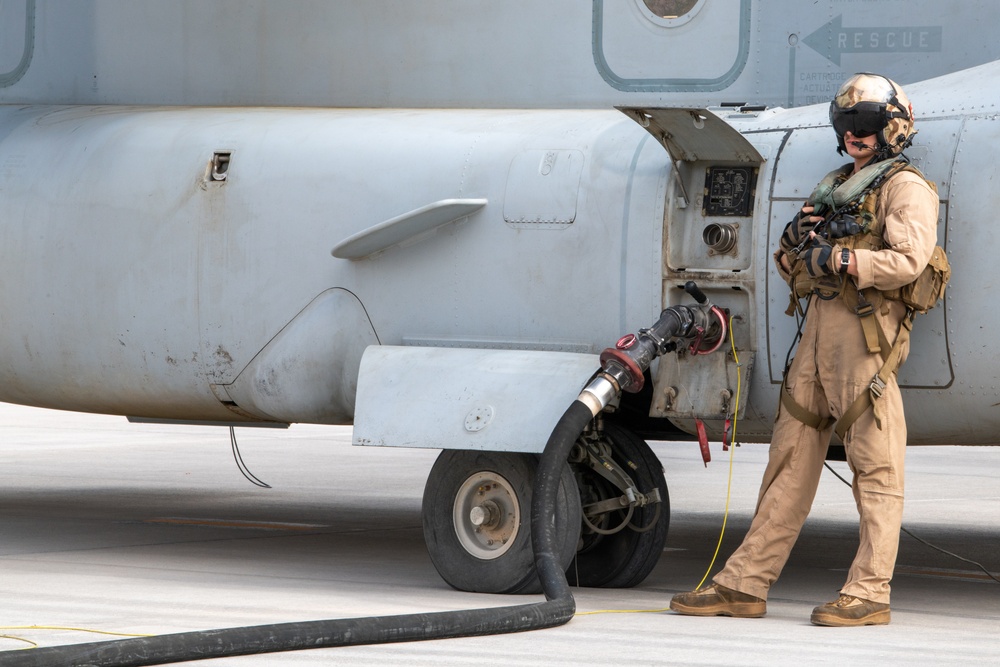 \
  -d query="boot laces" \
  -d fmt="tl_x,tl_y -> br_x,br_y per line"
833,595 -> 861,608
